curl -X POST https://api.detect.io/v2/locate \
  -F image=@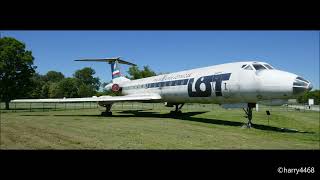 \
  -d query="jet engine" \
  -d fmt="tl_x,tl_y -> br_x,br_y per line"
105,83 -> 122,93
